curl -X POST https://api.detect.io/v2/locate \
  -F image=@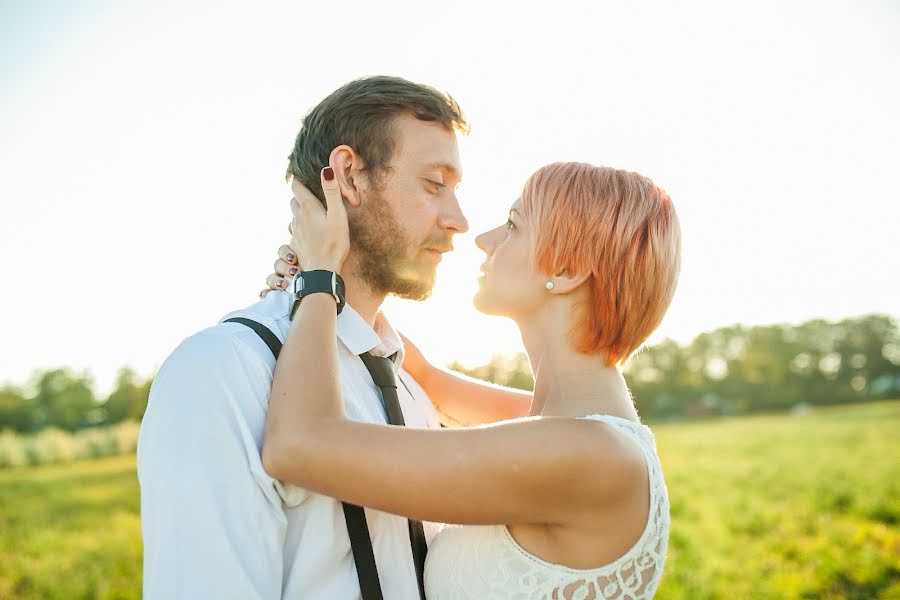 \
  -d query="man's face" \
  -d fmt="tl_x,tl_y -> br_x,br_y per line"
349,115 -> 468,300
